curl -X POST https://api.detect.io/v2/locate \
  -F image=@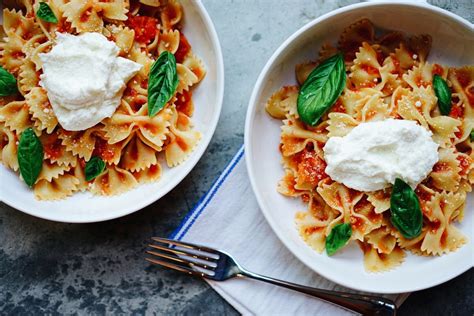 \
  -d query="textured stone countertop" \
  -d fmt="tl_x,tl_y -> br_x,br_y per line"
1,0 -> 473,315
